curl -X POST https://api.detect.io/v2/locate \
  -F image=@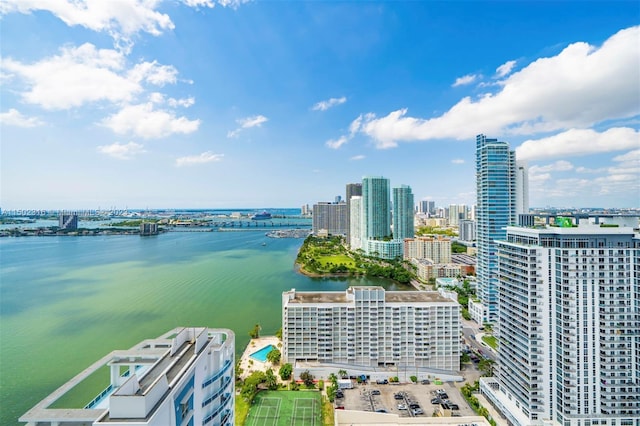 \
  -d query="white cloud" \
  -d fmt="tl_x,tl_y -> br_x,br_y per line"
354,26 -> 640,148
312,96 -> 347,111
97,141 -> 145,159
227,114 -> 268,138
2,43 -> 187,111
350,155 -> 365,161
495,60 -> 516,77
102,103 -> 200,139
452,74 -> 479,87
529,160 -> 574,174
0,0 -> 174,49
326,135 -> 349,149
0,108 -> 43,127
217,0 -> 253,9
516,127 -> 639,161
128,61 -> 178,86
451,158 -> 465,164
613,149 -> 640,163
2,43 -> 139,109
168,97 -> 195,108
182,0 -> 215,7
176,151 -> 224,167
